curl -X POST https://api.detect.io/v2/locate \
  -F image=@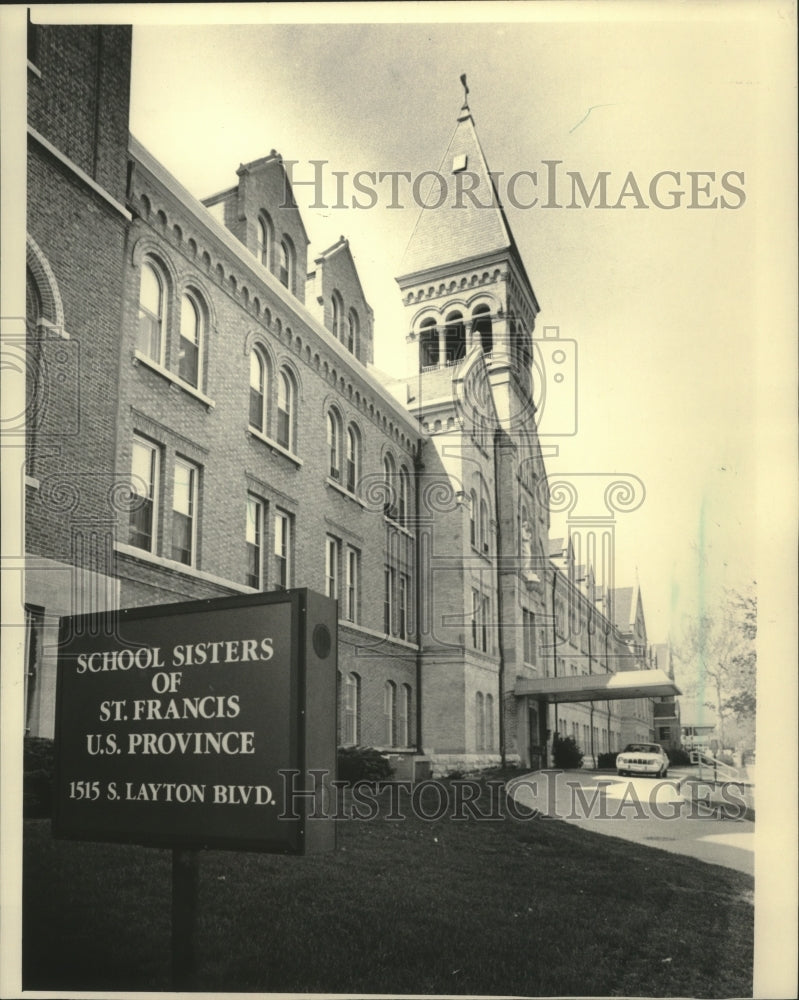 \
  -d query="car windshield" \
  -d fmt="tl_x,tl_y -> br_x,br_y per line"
623,744 -> 660,754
